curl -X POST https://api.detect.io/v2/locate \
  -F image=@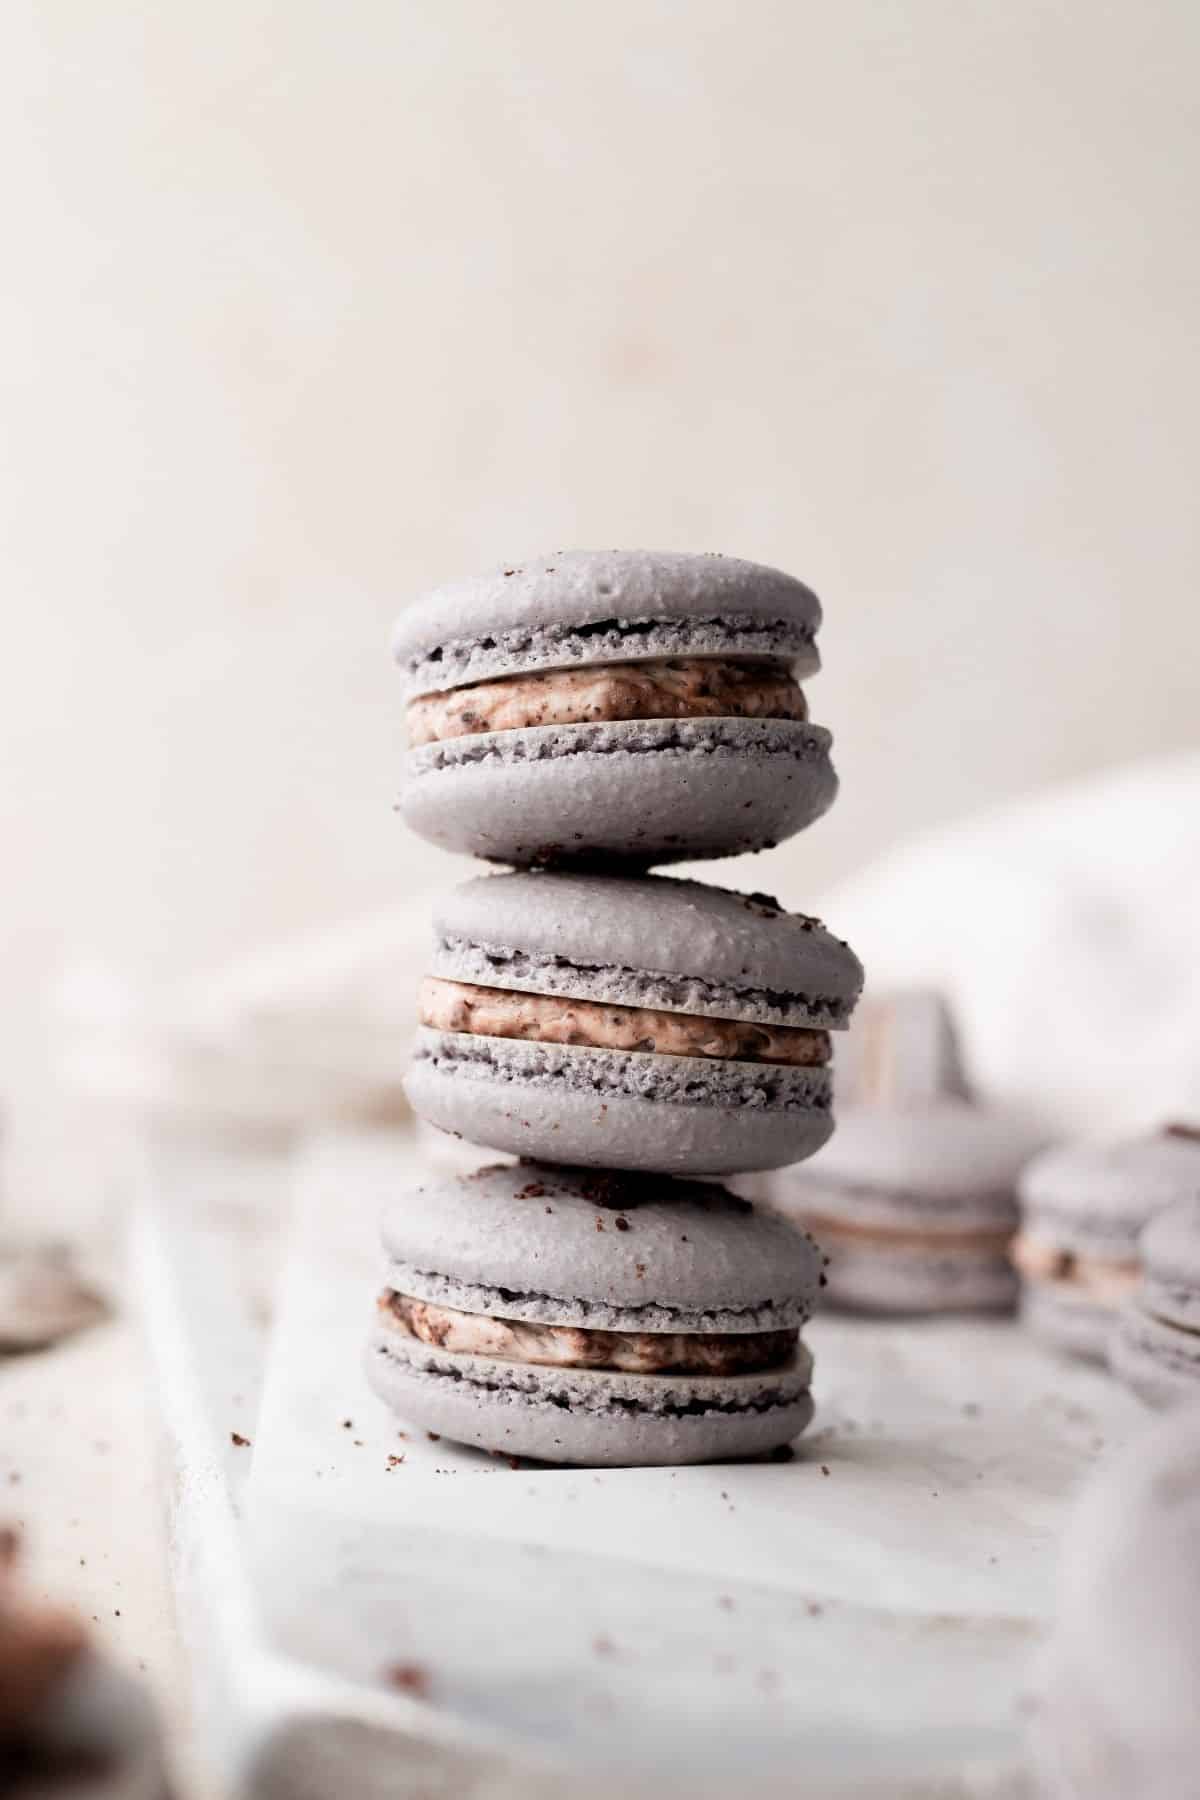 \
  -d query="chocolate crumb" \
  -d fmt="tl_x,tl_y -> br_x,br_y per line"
427,1432 -> 441,1442
820,1465 -> 830,1477
387,1453 -> 405,1469
614,1217 -> 630,1232
385,1661 -> 431,1698
231,1432 -> 251,1448
342,1419 -> 353,1429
